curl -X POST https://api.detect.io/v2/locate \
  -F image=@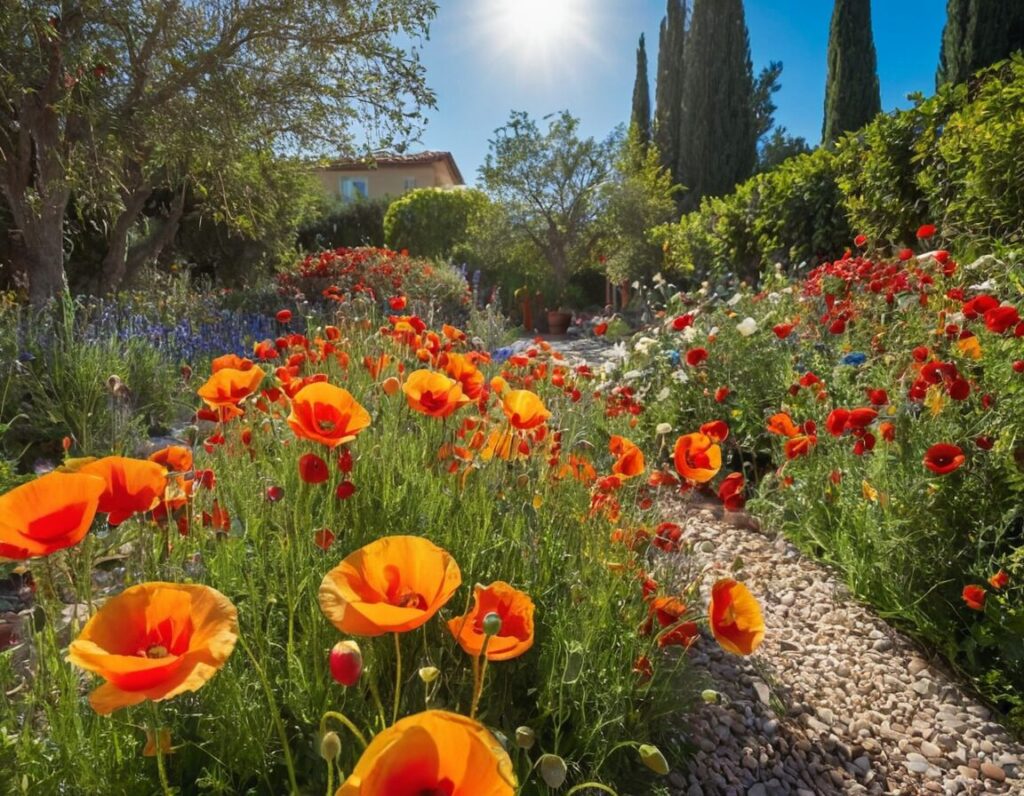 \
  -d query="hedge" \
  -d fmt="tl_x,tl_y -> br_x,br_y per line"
658,55 -> 1024,281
